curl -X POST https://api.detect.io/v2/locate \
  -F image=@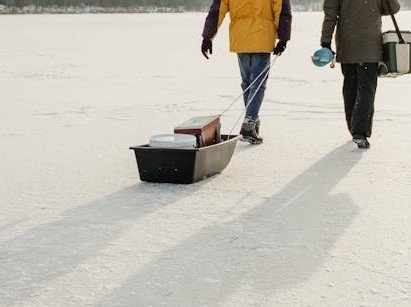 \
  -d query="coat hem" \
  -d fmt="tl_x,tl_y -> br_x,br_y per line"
337,58 -> 382,64
231,49 -> 273,54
